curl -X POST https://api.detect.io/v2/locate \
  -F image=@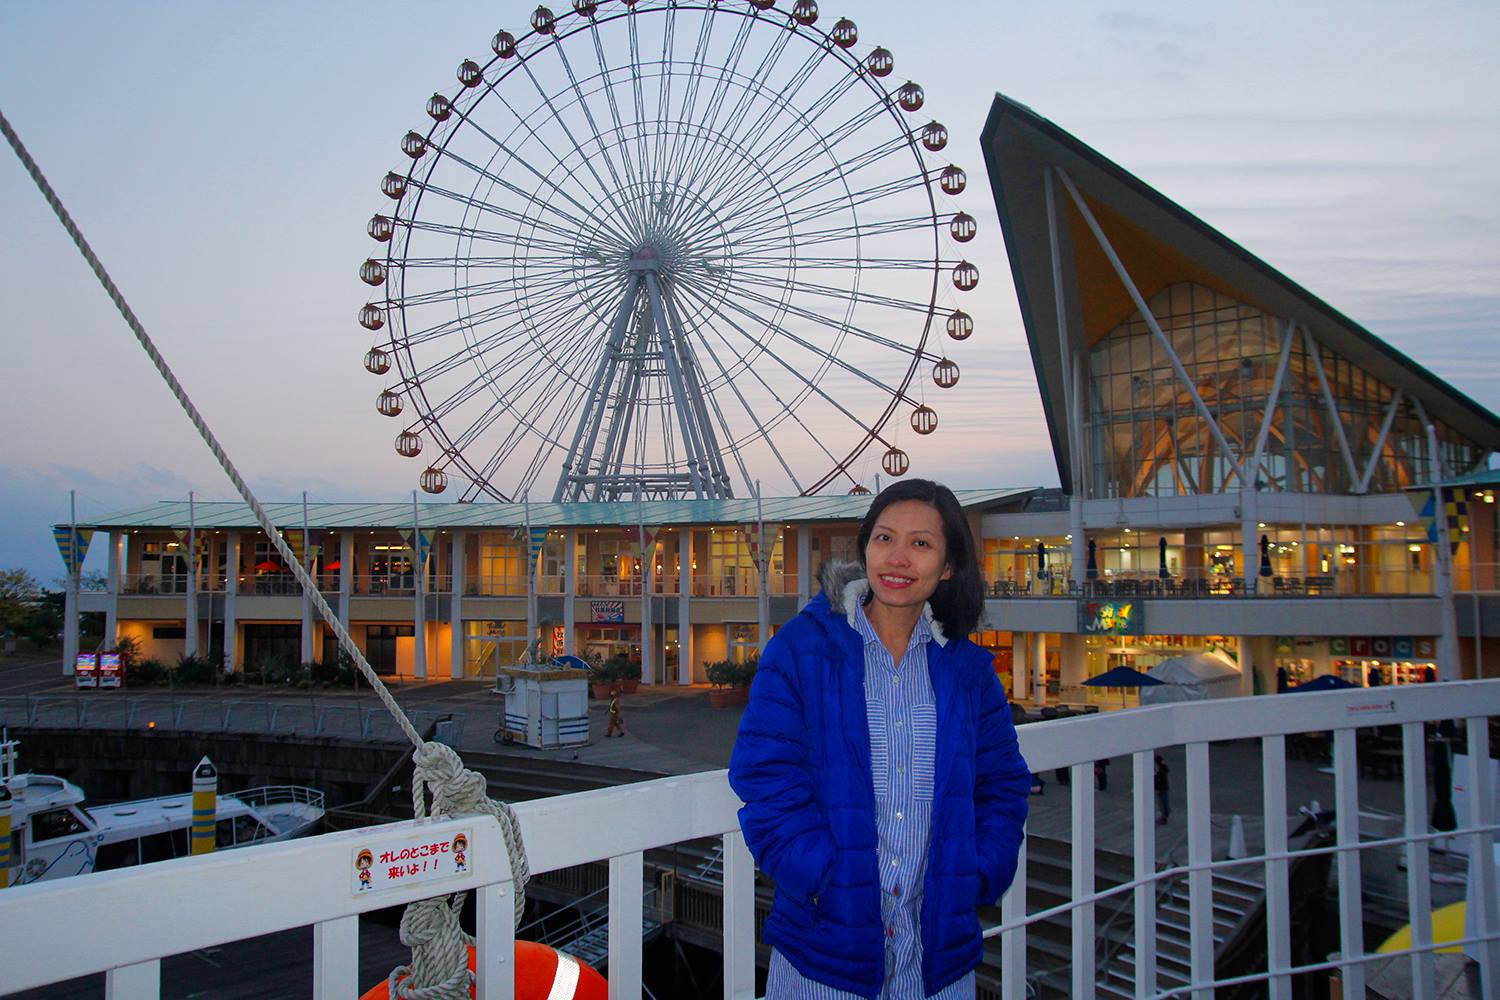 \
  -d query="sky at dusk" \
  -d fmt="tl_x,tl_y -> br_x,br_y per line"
2,1 -> 1497,582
